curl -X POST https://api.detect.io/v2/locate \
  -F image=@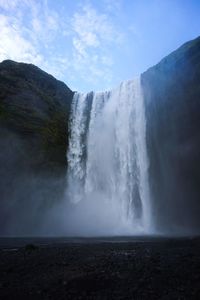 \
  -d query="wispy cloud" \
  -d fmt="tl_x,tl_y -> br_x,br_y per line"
0,13 -> 43,65
0,0 -> 68,79
0,0 -> 125,91
103,0 -> 122,14
70,3 -> 123,89
0,0 -> 20,10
